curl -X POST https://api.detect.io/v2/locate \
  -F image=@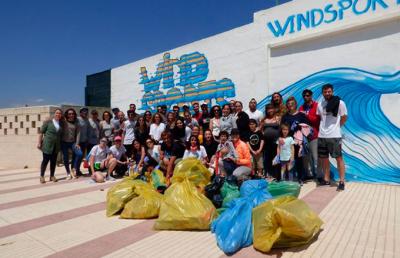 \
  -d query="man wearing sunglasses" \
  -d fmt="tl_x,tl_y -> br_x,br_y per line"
299,89 -> 322,182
